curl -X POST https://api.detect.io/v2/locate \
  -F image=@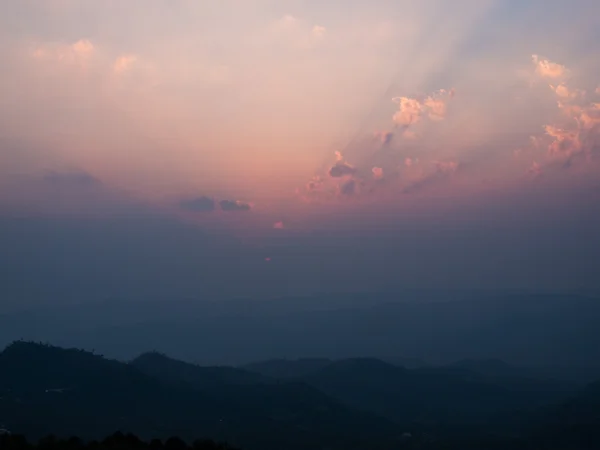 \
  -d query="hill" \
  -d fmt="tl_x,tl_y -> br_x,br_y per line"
0,342 -> 398,450
132,352 -> 270,388
299,357 -> 576,434
241,358 -> 332,379
133,352 -> 578,437
526,377 -> 600,449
